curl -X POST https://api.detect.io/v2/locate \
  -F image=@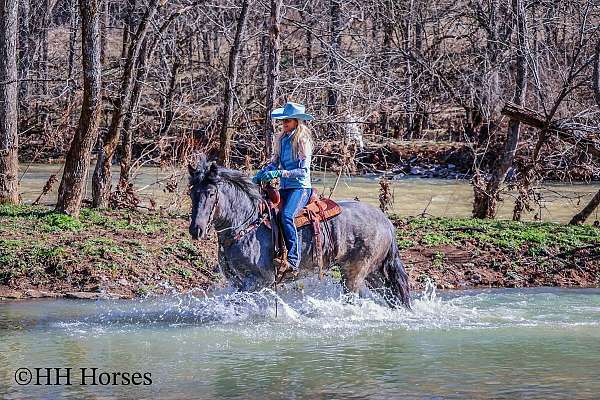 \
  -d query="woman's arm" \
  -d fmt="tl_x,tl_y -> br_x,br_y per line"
282,137 -> 312,178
